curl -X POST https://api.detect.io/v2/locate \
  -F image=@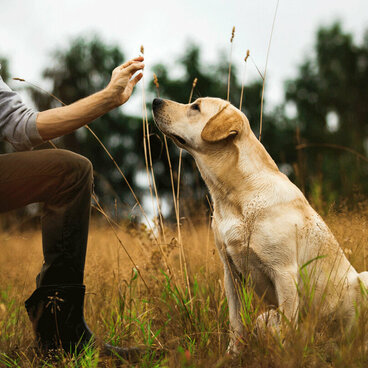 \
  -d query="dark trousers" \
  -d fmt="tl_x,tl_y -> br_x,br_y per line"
0,149 -> 93,287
